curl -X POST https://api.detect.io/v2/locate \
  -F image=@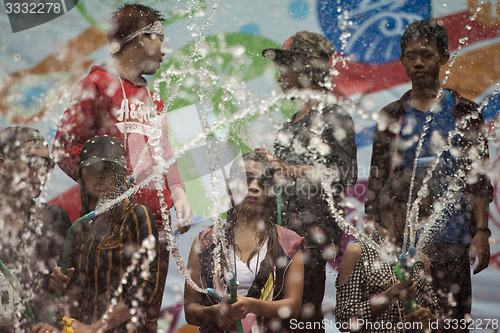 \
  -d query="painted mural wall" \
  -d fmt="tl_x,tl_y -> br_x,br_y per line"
1,0 -> 498,331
